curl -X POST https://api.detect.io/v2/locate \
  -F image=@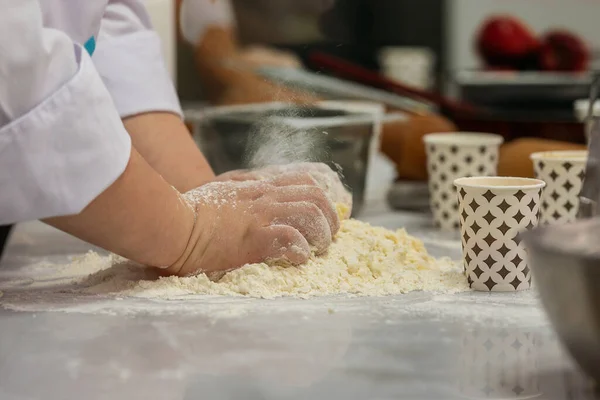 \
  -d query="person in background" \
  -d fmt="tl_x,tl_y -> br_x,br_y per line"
179,0 -> 304,69
177,0 -> 458,184
177,0 -> 323,105
0,1 -> 350,274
